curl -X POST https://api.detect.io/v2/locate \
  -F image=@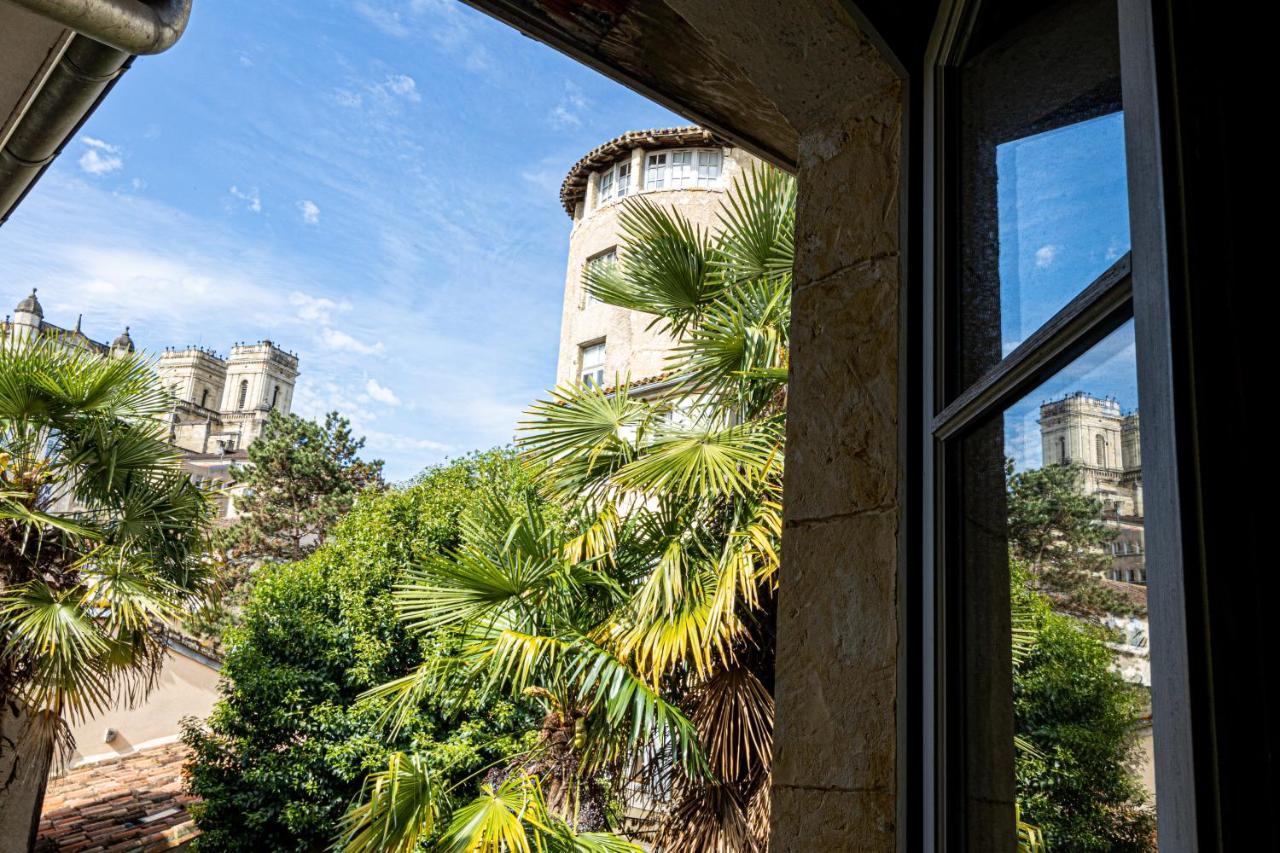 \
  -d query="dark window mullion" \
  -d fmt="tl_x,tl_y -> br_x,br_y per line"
933,253 -> 1133,441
